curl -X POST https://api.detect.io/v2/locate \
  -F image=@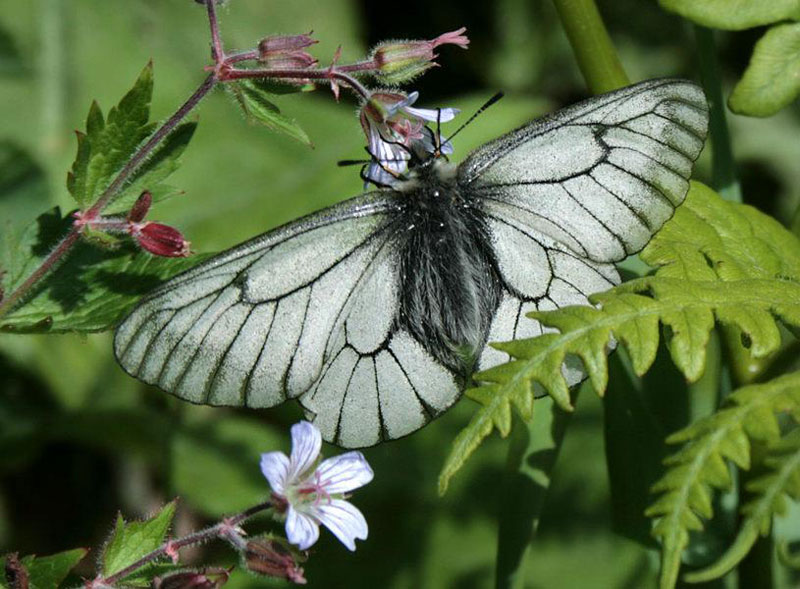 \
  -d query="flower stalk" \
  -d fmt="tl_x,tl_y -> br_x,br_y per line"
93,501 -> 273,587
